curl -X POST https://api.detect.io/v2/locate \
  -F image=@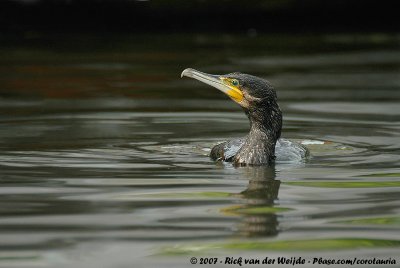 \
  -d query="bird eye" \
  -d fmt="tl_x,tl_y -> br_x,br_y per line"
231,79 -> 239,86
